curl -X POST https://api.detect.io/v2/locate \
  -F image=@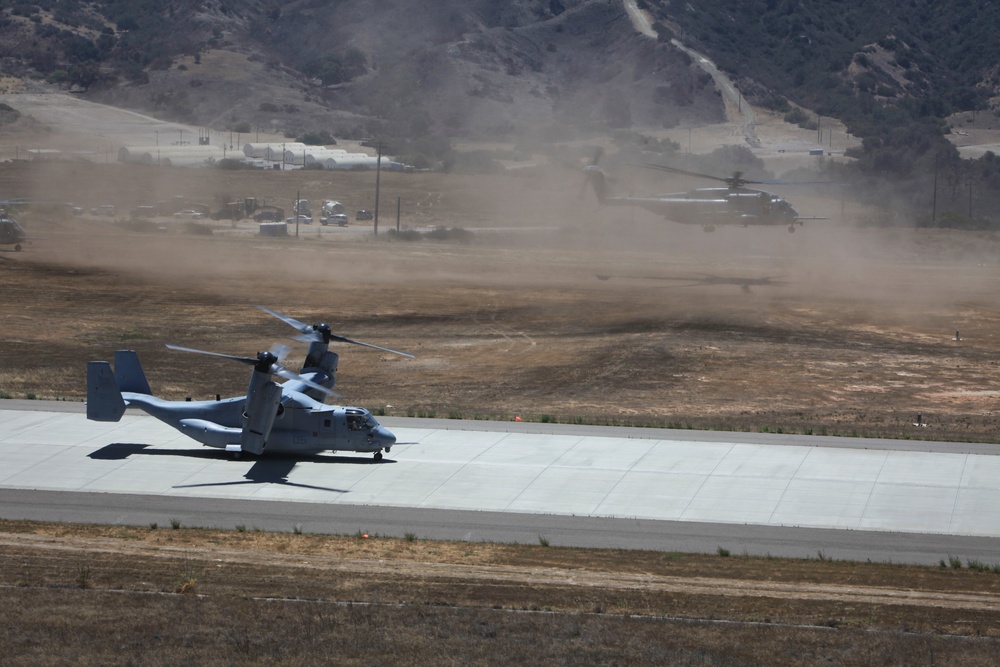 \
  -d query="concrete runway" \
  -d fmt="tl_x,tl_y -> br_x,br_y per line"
2,401 -> 1000,564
